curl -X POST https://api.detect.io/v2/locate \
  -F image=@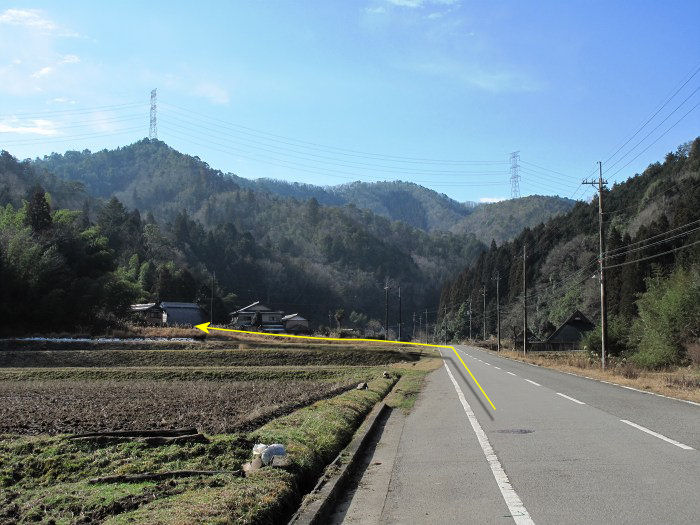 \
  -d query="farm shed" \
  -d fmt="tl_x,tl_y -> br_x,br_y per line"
129,303 -> 163,325
231,301 -> 285,332
547,310 -> 595,344
282,313 -> 310,334
160,302 -> 206,326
